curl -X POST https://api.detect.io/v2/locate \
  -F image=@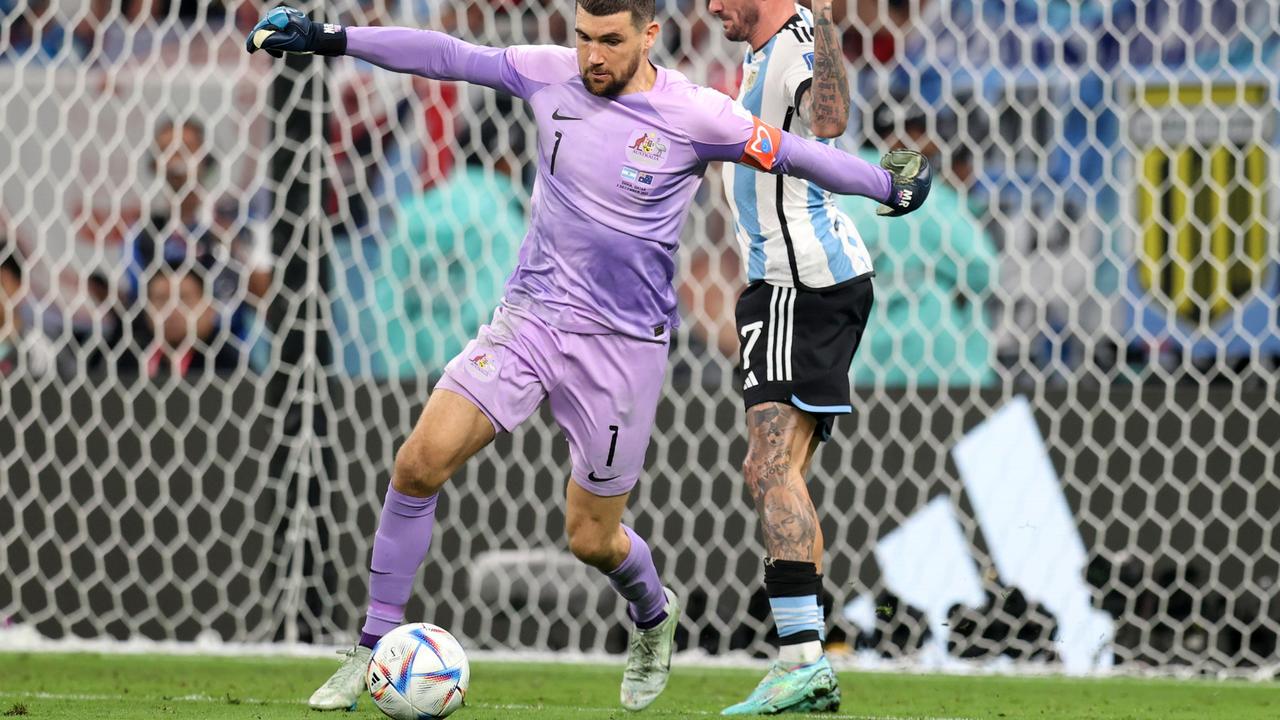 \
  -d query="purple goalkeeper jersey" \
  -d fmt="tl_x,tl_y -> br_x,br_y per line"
346,27 -> 892,340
